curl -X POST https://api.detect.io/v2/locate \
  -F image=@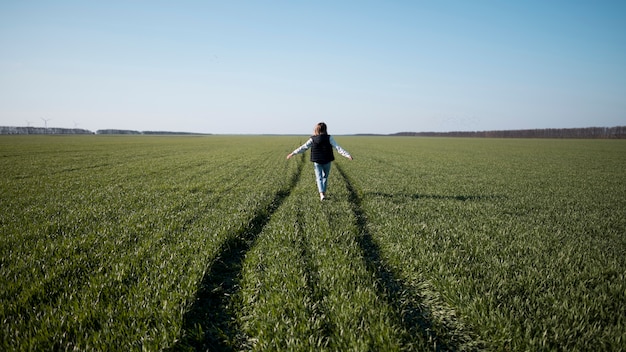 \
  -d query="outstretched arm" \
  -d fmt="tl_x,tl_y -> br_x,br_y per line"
329,136 -> 353,160
286,138 -> 313,159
